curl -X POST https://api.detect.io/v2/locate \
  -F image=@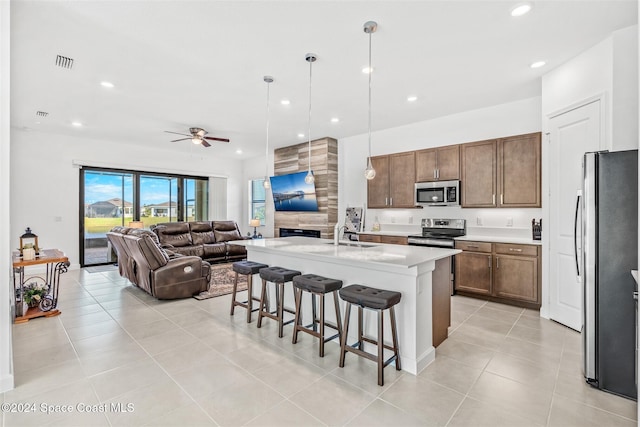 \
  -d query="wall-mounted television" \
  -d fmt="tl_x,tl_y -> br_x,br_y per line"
270,171 -> 319,212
